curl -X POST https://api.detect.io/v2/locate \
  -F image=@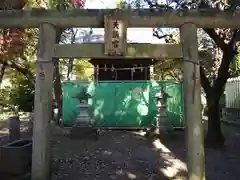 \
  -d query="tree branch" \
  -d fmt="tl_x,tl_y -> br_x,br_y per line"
0,59 -> 35,86
0,63 -> 7,85
144,0 -> 155,8
229,29 -> 239,50
153,30 -> 170,39
0,0 -> 26,10
211,49 -> 233,101
200,66 -> 211,95
203,28 -> 226,50
213,29 -> 239,91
